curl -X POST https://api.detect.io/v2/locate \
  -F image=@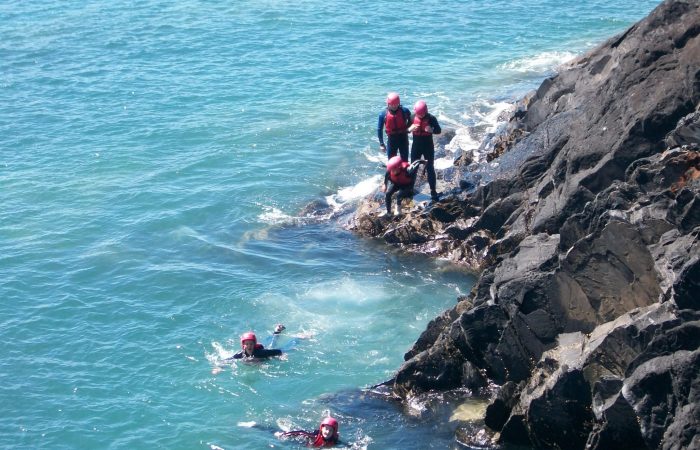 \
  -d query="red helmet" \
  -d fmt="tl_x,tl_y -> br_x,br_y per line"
387,155 -> 403,171
320,416 -> 338,433
240,332 -> 256,347
414,100 -> 427,117
386,92 -> 400,107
